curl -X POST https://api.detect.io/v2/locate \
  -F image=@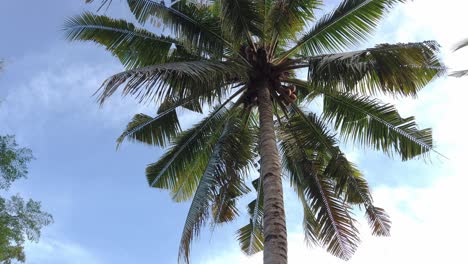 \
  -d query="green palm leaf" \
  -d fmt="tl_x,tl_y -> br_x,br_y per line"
307,41 -> 444,97
211,175 -> 250,224
64,13 -> 194,69
217,0 -> 262,46
281,0 -> 406,59
237,177 -> 264,255
304,172 -> 360,260
96,60 -> 248,104
267,0 -> 320,41
280,105 -> 396,238
278,126 -> 320,247
324,153 -> 391,236
126,0 -> 228,57
287,104 -> 337,153
178,128 -> 228,263
279,113 -> 360,259
116,112 -> 180,148
322,92 -> 433,160
211,113 -> 257,225
145,87 -> 247,200
178,111 -> 256,263
116,93 -> 207,149
145,104 -> 230,195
